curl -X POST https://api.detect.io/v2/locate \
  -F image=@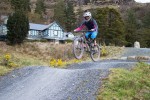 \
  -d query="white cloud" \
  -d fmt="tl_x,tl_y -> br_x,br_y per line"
135,0 -> 150,3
